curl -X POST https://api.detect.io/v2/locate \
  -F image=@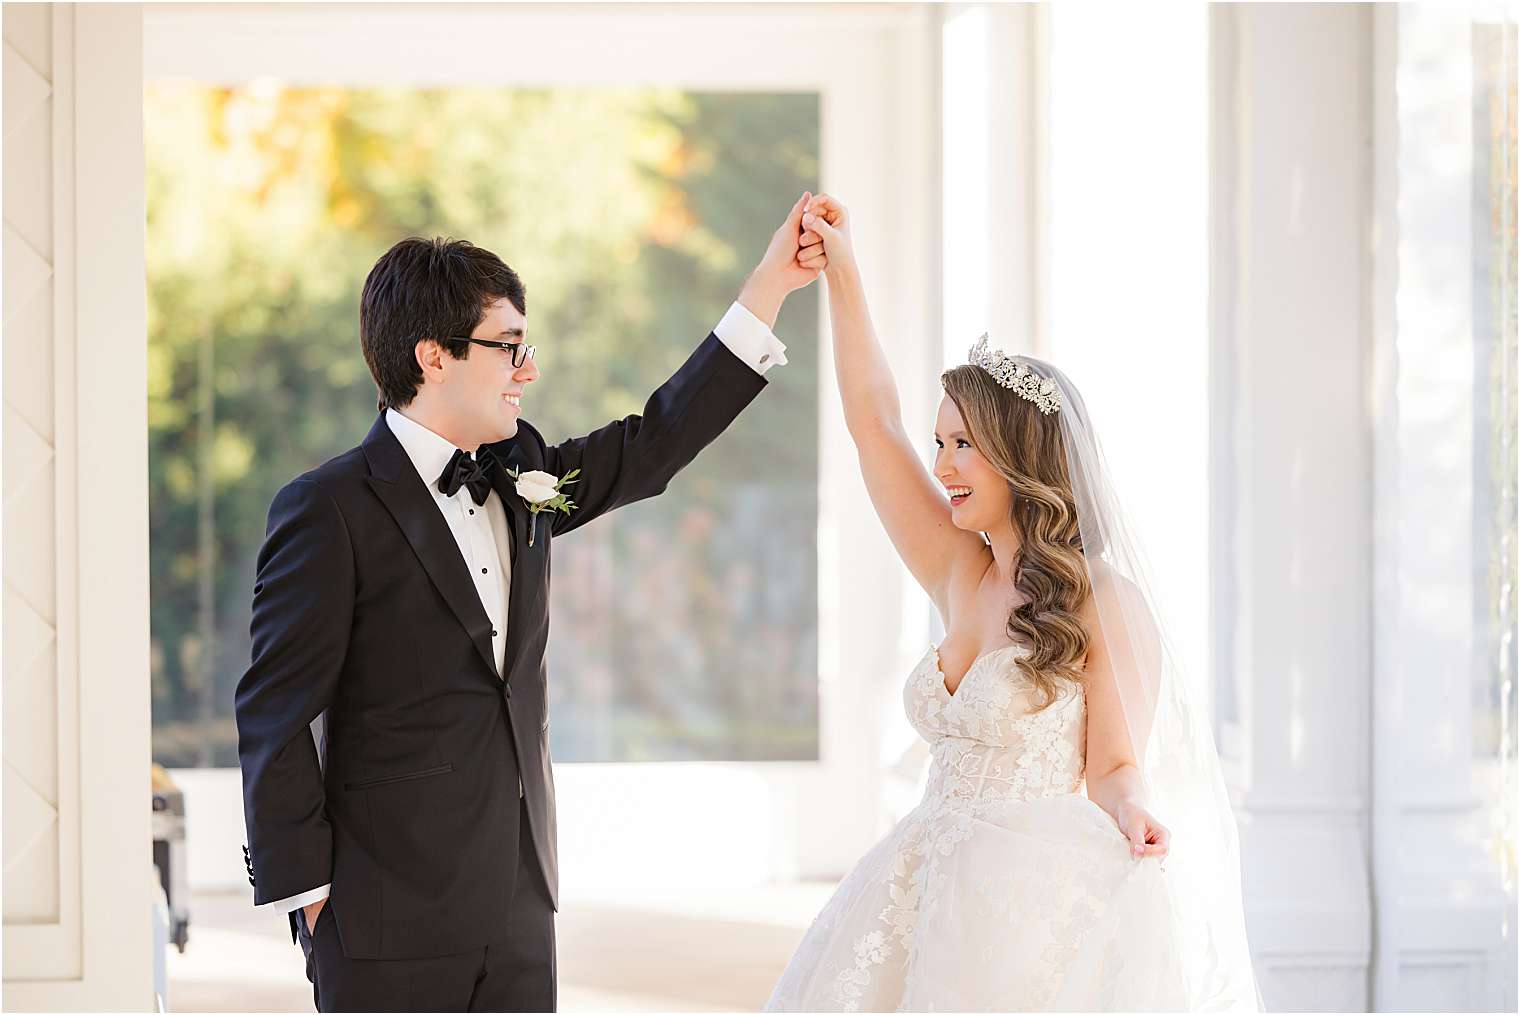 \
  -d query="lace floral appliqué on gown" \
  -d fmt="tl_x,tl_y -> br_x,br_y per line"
764,643 -> 1190,1012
